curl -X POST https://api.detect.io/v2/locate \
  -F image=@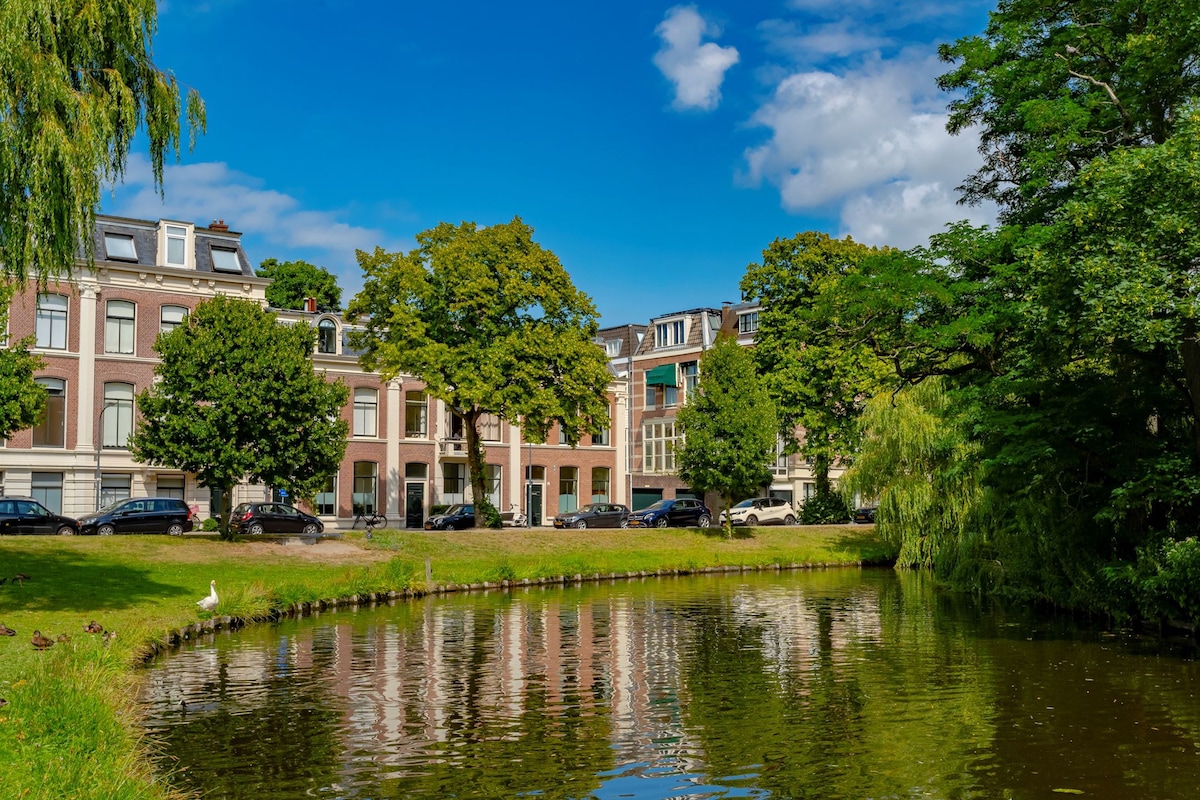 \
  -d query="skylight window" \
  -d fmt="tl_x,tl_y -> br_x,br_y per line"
210,246 -> 241,272
103,233 -> 137,261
